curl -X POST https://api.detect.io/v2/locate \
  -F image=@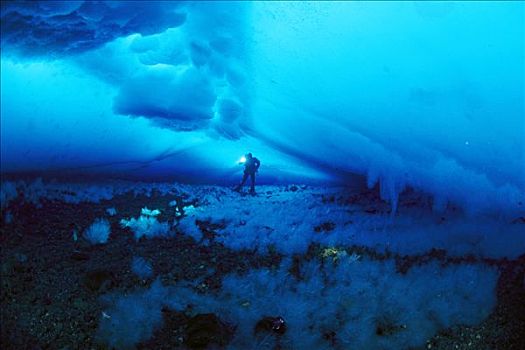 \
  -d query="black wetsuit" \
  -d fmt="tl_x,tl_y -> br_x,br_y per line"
238,157 -> 260,192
